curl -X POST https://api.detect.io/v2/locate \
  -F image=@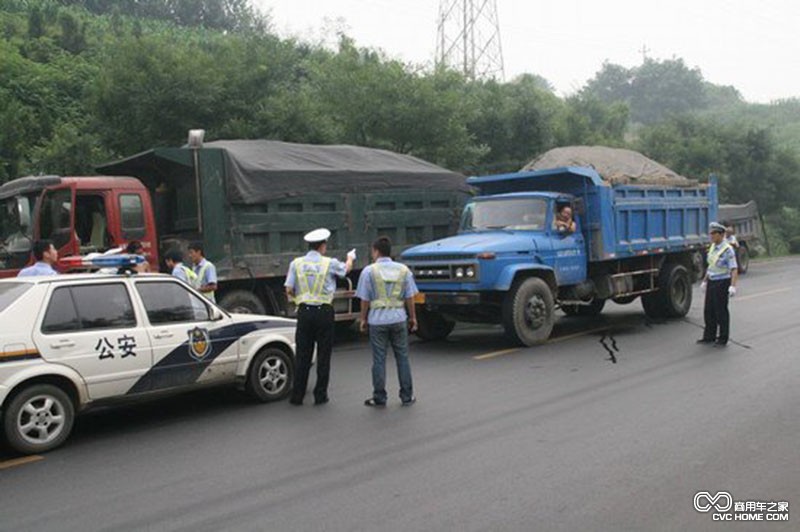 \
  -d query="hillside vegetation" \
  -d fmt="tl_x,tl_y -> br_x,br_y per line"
1,0 -> 799,250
